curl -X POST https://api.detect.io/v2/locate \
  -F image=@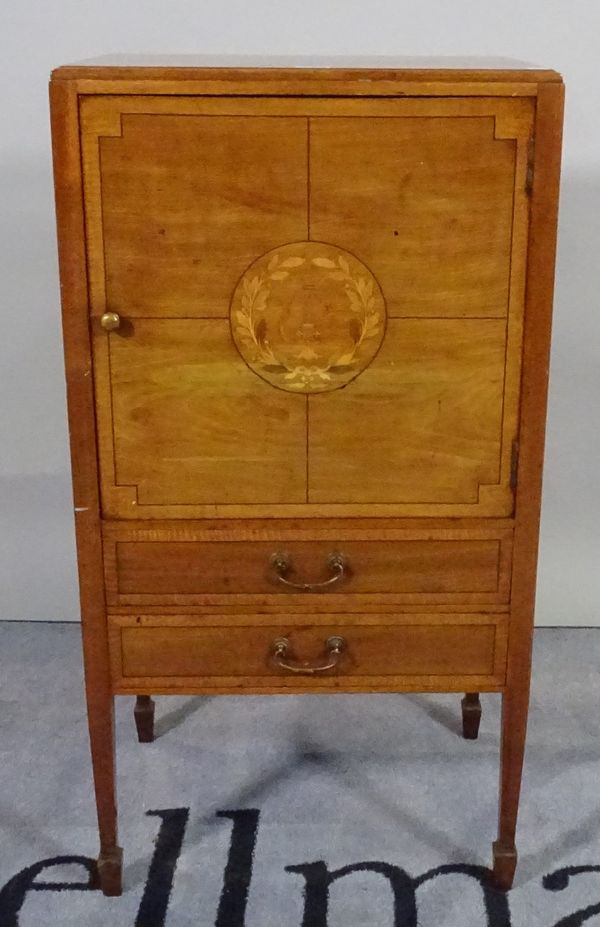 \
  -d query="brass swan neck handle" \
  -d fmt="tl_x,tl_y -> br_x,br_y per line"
270,551 -> 347,591
271,636 -> 346,675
